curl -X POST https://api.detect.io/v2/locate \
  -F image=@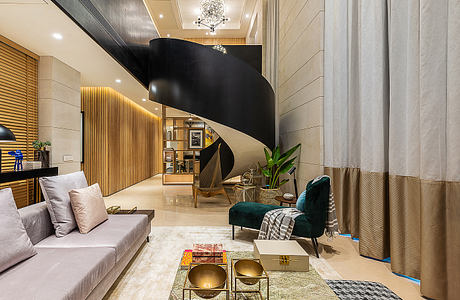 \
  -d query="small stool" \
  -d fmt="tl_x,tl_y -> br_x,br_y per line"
275,196 -> 297,207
